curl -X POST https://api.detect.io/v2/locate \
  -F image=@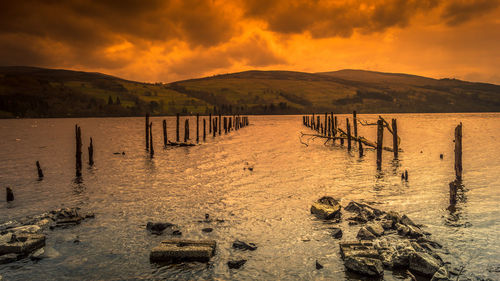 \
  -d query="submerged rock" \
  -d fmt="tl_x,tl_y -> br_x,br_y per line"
331,227 -> 343,239
344,256 -> 384,277
431,266 -> 450,281
357,227 -> 376,240
316,260 -> 323,270
228,259 -> 247,269
366,223 -> 384,237
0,233 -> 45,255
409,252 -> 441,277
146,222 -> 181,236
232,240 -> 257,251
202,228 -> 213,233
0,253 -> 18,264
310,196 -> 341,220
